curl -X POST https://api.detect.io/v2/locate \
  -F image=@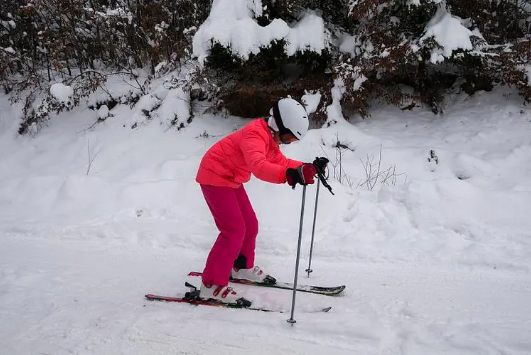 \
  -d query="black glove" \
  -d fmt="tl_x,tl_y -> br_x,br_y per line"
286,163 -> 317,188
312,157 -> 329,174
